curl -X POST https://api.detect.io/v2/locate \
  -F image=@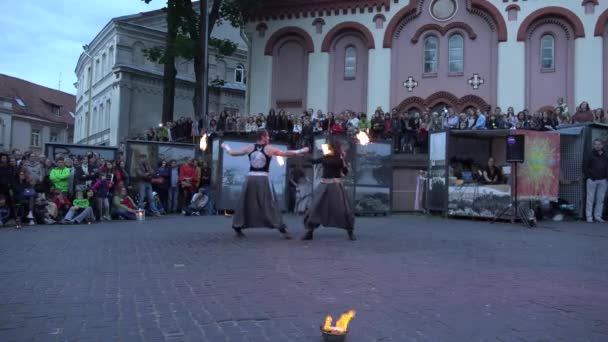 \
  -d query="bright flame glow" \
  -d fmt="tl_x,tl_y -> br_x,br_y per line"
276,156 -> 285,166
321,144 -> 331,156
199,134 -> 208,151
356,132 -> 370,146
322,310 -> 356,334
